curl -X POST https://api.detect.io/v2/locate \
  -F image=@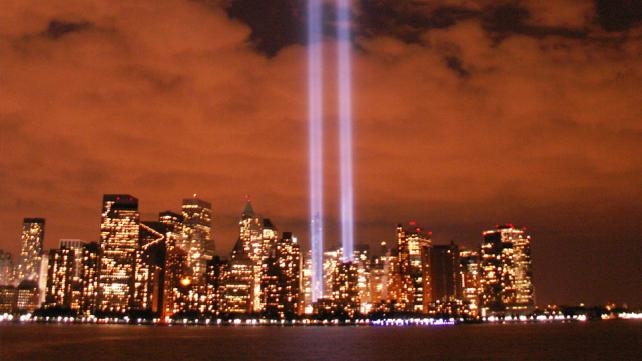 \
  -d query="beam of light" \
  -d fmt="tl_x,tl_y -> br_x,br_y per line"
308,0 -> 324,301
337,0 -> 354,262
